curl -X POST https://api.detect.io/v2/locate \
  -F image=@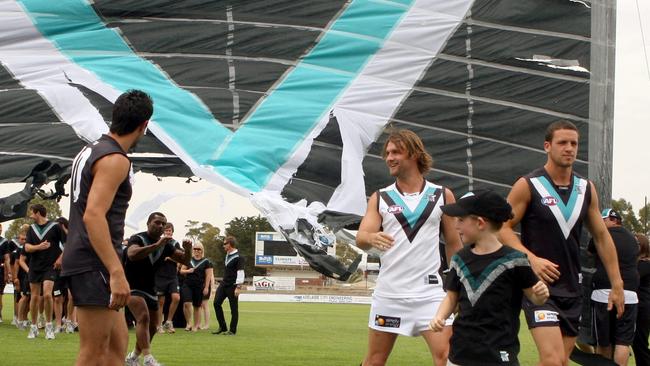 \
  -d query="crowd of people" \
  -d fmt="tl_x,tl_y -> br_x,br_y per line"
0,89 -> 648,366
